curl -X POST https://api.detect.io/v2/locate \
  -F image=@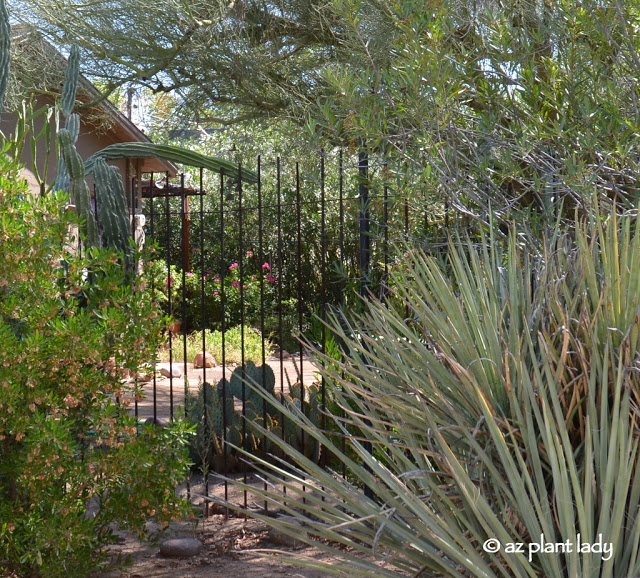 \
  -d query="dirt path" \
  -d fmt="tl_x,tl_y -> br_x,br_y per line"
97,473 -> 351,578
